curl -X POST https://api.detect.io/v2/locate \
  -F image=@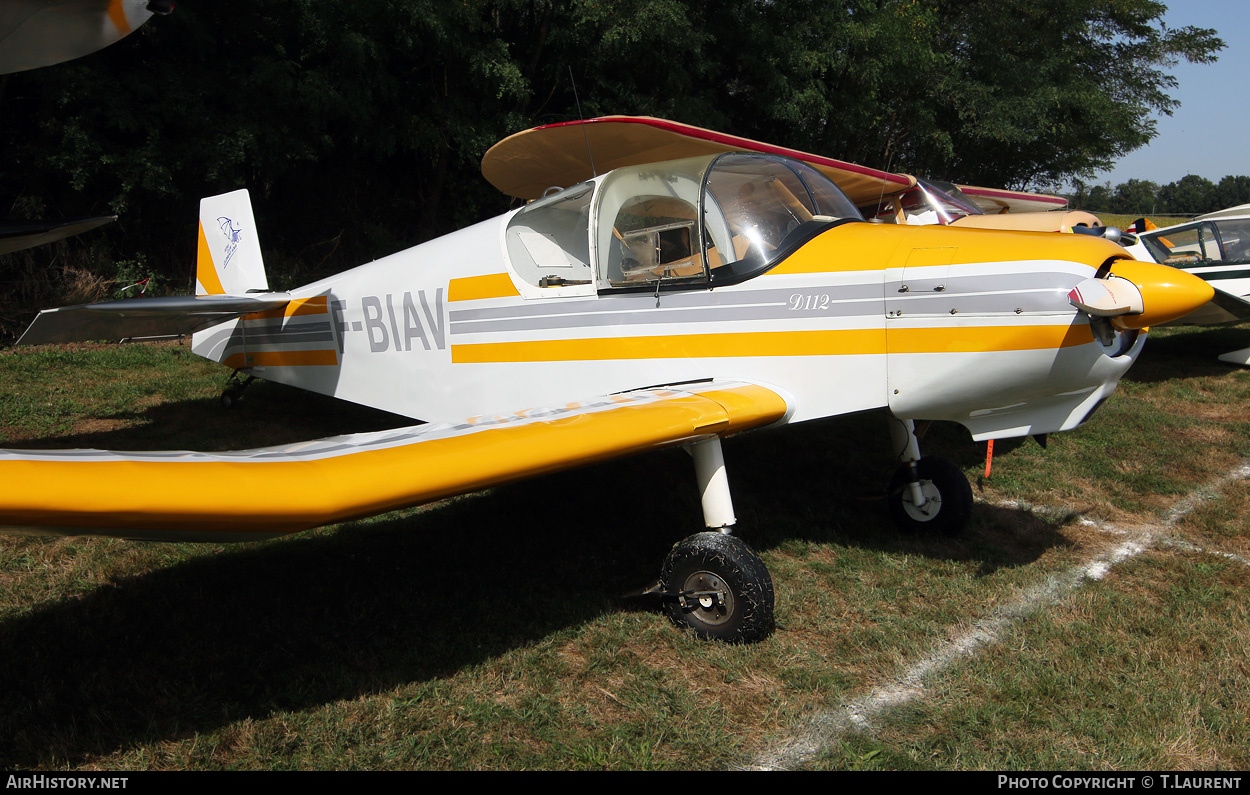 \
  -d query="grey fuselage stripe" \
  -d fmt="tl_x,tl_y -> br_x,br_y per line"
195,270 -> 1084,347
448,272 -> 1080,335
